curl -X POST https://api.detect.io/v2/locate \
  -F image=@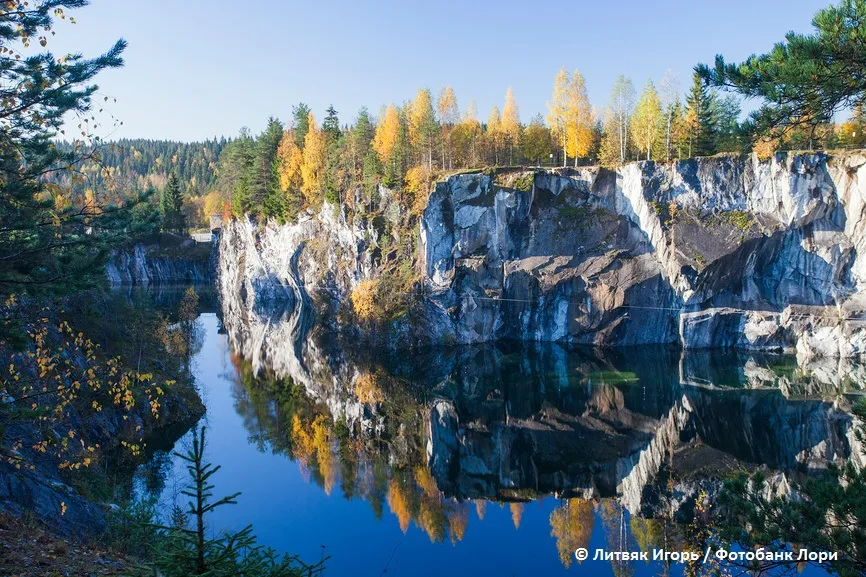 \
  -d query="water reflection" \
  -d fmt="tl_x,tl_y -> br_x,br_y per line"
217,303 -> 864,573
